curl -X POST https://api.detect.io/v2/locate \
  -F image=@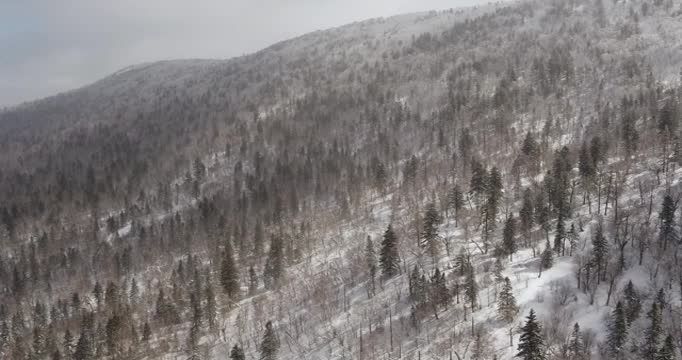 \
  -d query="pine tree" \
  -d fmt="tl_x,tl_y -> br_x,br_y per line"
93,282 -> 103,310
221,238 -> 240,299
63,329 -> 75,359
502,216 -> 517,259
516,309 -> 545,360
429,268 -> 449,315
522,131 -> 539,159
657,335 -> 675,360
264,235 -> 284,289
142,322 -> 151,342
105,314 -> 122,356
230,344 -> 246,360
260,321 -> 280,360
621,106 -> 639,158
568,323 -> 584,360
659,195 -> 678,251
656,288 -> 668,310
448,184 -> 465,227
379,224 -> 399,277
643,302 -> 662,360
591,224 -> 608,282
553,213 -> 566,256
607,302 -> 629,359
470,160 -> 488,202
73,313 -> 95,360
205,279 -> 217,332
365,236 -> 377,296
623,280 -> 641,323
578,140 -> 594,180
465,266 -> 478,311
493,258 -> 505,283
497,277 -> 518,323
421,203 -> 442,259
248,266 -> 258,295
481,167 -> 503,252
520,189 -> 534,247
